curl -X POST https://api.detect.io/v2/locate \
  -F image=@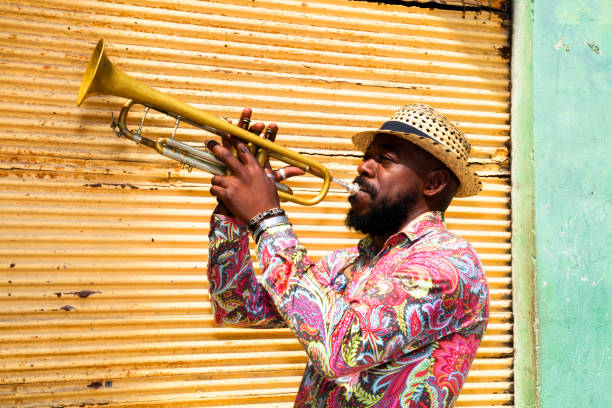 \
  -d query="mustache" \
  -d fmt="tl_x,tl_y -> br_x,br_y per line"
353,176 -> 377,197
